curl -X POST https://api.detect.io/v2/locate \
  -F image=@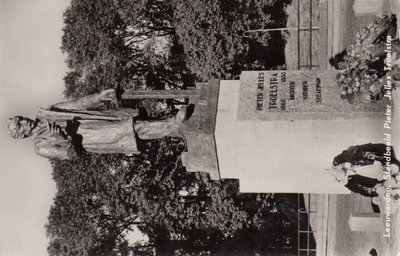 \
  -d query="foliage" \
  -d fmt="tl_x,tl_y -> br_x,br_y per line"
61,0 -> 289,98
332,16 -> 400,103
47,138 -> 298,255
47,153 -> 139,256
61,0 -> 195,99
51,0 -> 298,255
172,0 -> 290,80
